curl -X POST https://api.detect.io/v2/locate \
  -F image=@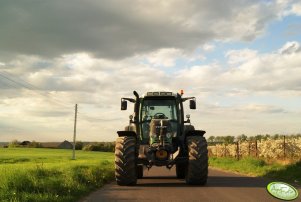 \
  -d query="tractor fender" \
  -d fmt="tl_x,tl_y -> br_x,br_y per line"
179,125 -> 205,156
186,130 -> 206,137
184,125 -> 206,137
183,125 -> 195,135
117,131 -> 137,137
182,129 -> 206,155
